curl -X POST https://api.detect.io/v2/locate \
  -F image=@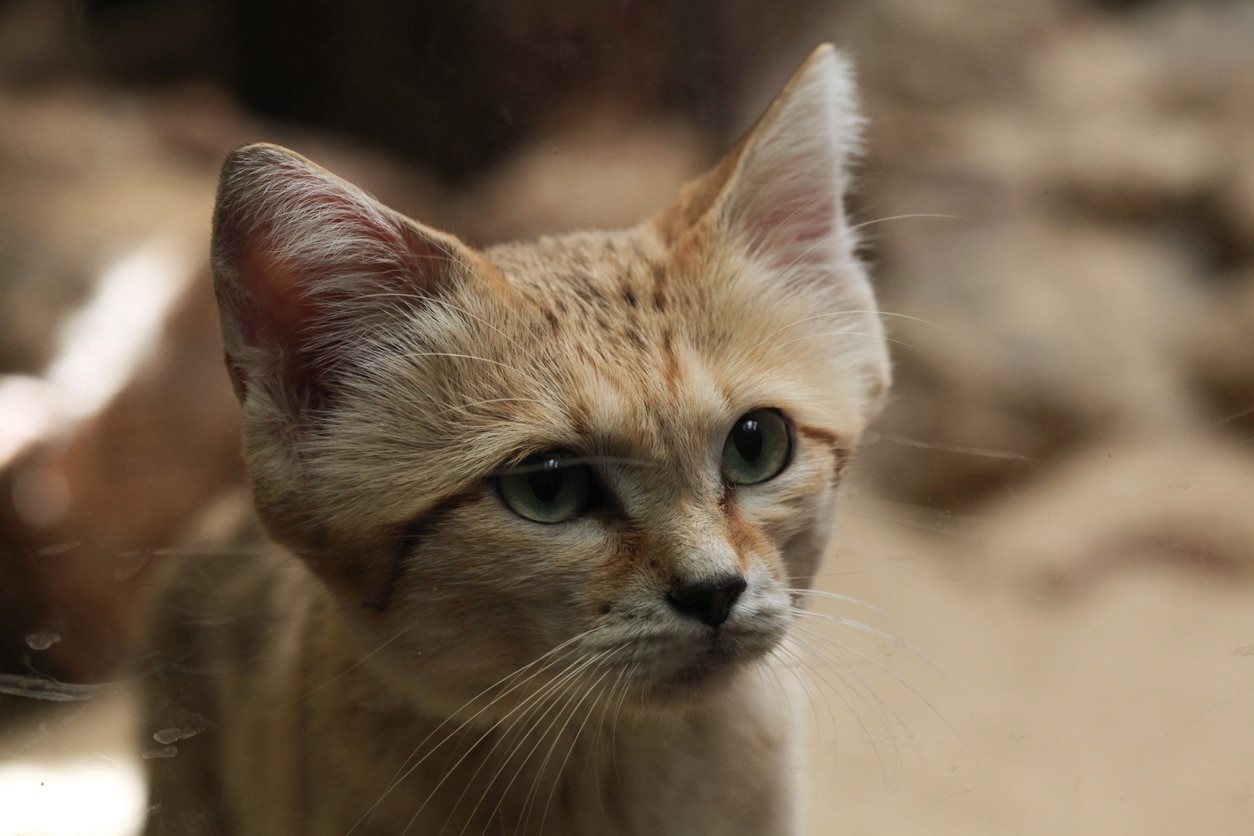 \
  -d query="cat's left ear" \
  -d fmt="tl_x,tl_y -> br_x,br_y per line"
663,44 -> 867,304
